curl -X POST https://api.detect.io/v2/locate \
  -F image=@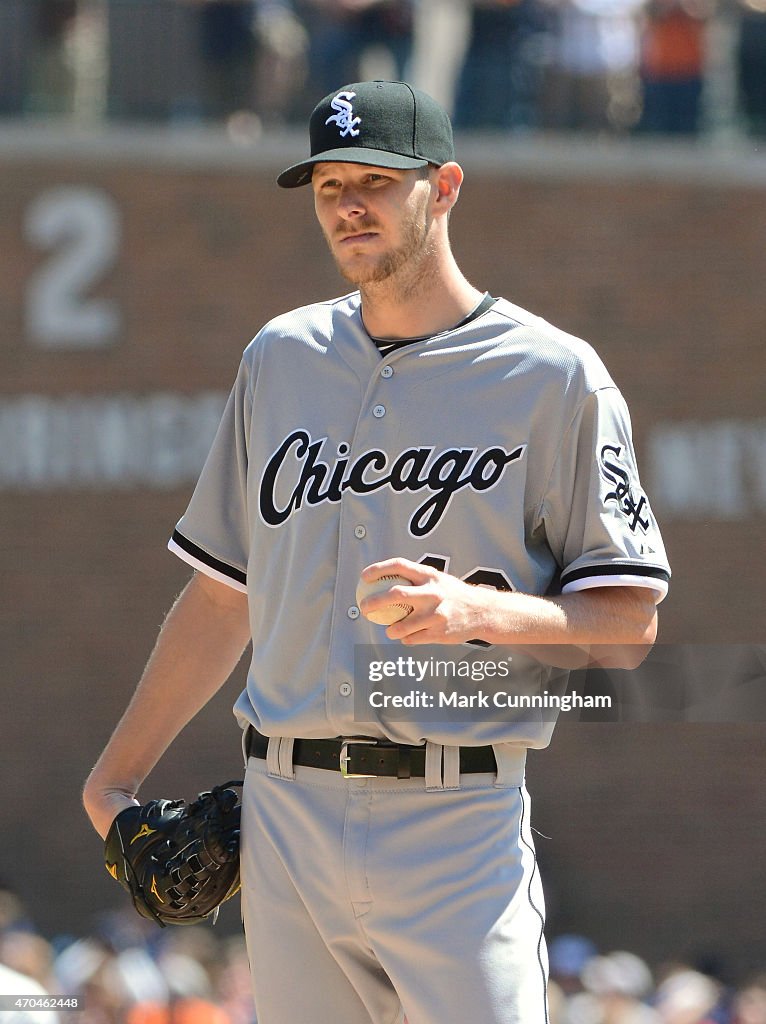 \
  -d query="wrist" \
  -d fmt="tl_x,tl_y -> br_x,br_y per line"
473,588 -> 524,647
83,775 -> 139,840
478,590 -> 565,647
